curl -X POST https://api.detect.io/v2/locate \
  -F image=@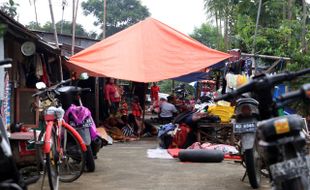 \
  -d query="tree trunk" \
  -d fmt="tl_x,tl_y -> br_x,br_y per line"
224,15 -> 228,50
301,0 -> 307,53
219,18 -> 222,36
282,0 -> 286,20
102,0 -> 107,39
215,11 -> 219,49
287,0 -> 295,20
